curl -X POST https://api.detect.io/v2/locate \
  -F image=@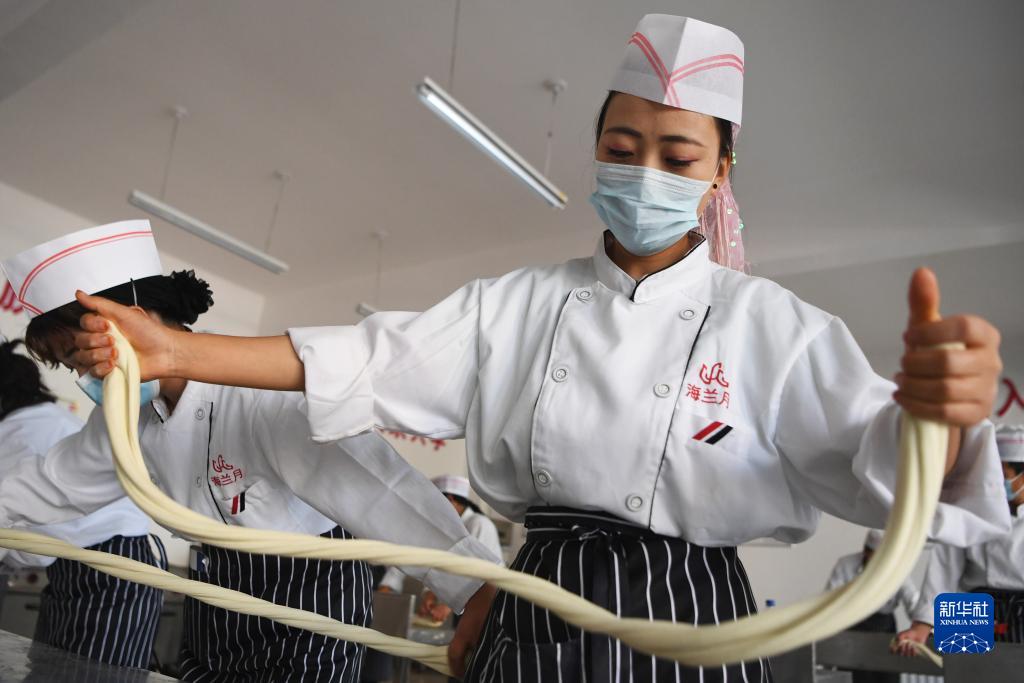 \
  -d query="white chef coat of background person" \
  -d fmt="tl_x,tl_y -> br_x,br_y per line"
0,338 -> 165,669
825,530 -> 918,683
66,13 -> 1009,683
897,424 -> 1024,654
379,475 -> 504,623
0,223 -> 501,683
